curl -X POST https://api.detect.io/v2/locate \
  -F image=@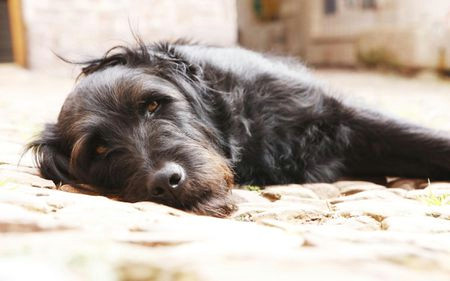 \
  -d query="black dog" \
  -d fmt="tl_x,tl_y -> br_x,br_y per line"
28,41 -> 450,217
